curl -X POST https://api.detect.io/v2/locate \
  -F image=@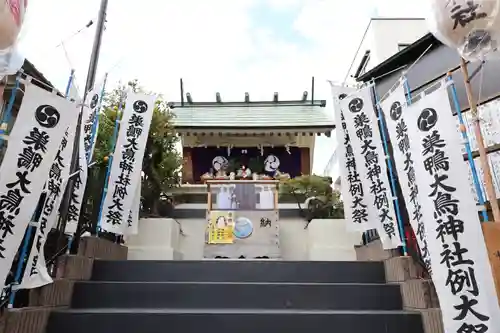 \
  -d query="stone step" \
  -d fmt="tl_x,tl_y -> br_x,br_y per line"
46,309 -> 424,333
71,281 -> 403,310
90,260 -> 387,283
